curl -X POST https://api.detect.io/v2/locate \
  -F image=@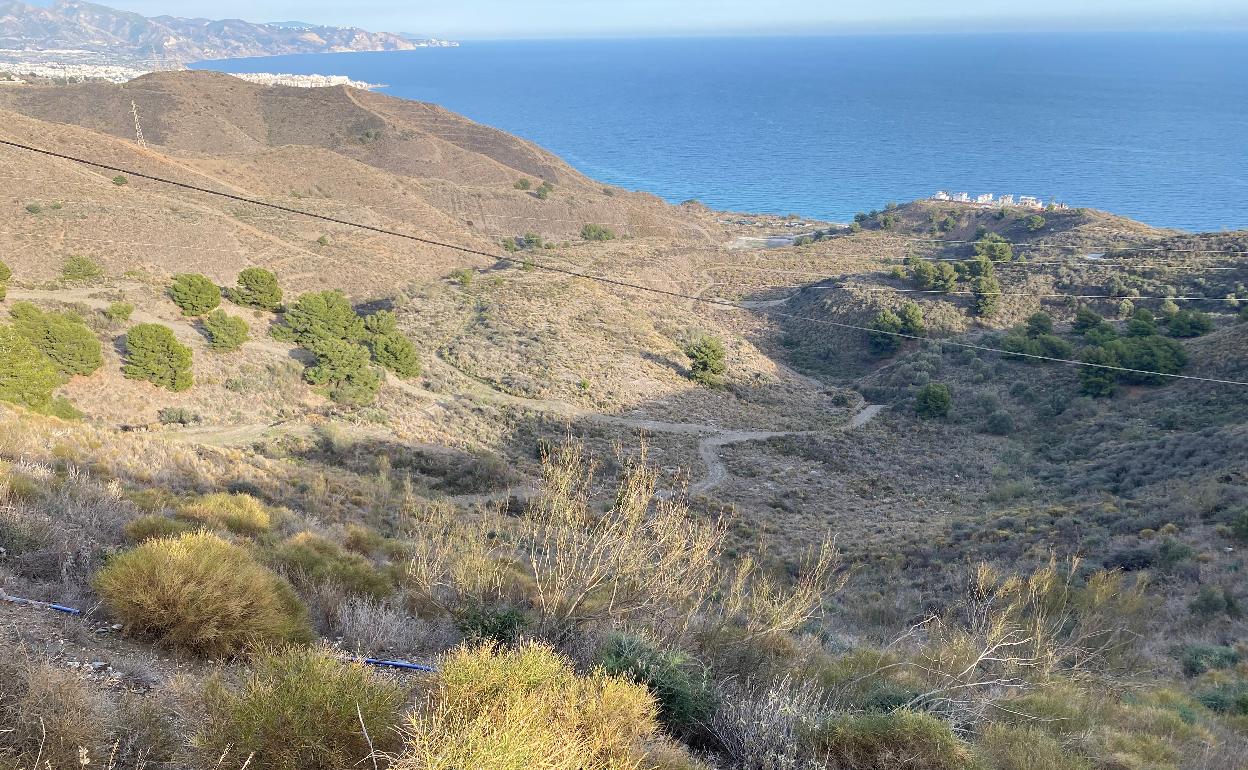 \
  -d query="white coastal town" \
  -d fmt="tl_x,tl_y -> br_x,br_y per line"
931,190 -> 1070,210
